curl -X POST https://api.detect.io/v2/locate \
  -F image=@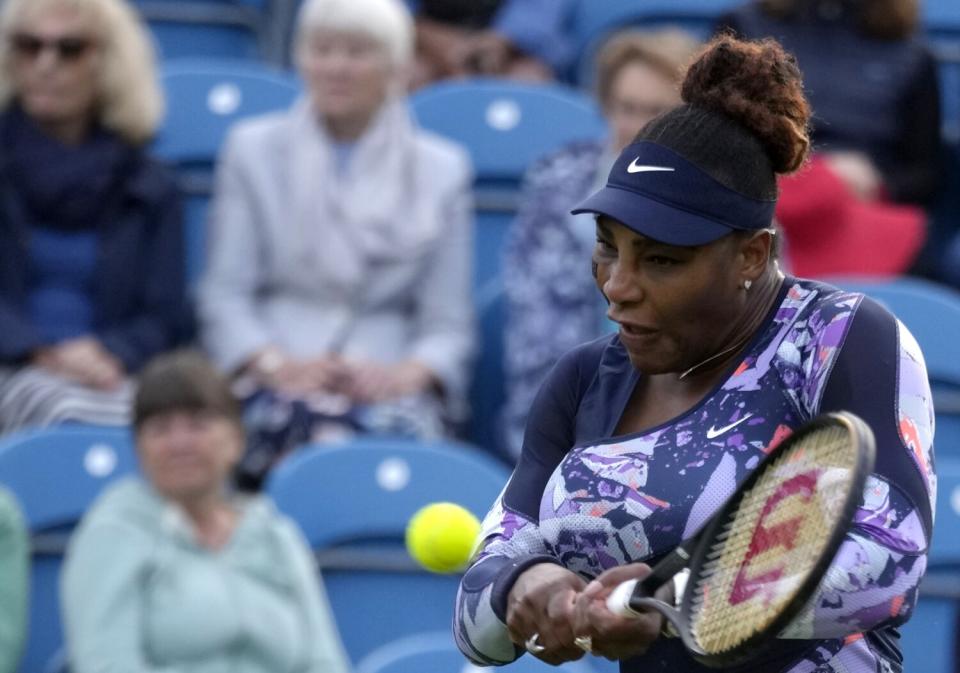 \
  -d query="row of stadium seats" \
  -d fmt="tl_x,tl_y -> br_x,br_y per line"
0,426 -> 621,673
133,0 -> 960,139
2,418 -> 960,672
